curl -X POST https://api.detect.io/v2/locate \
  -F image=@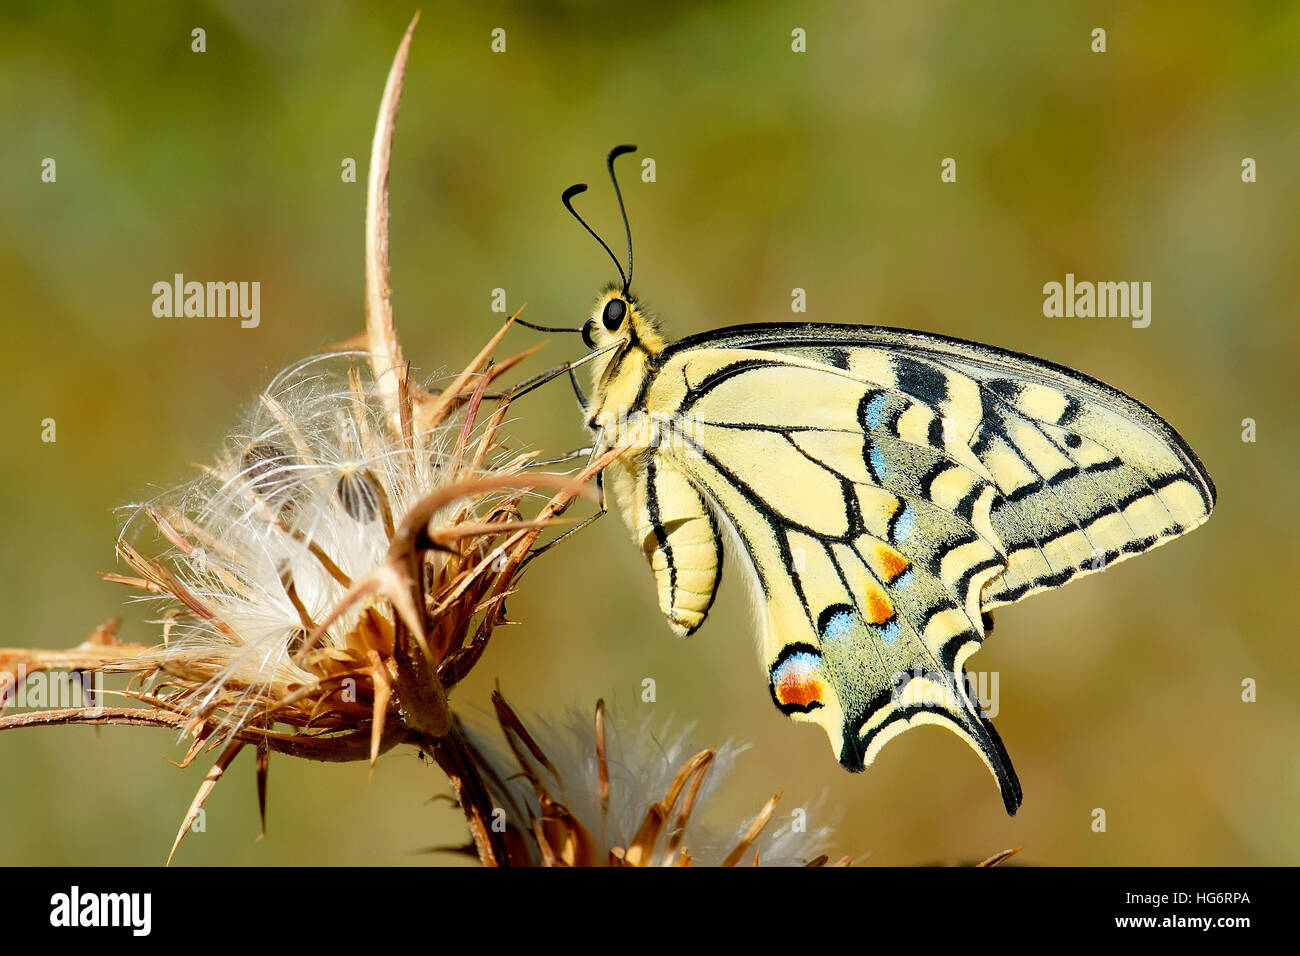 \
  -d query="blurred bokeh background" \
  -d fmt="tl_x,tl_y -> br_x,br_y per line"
1,0 -> 1297,865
